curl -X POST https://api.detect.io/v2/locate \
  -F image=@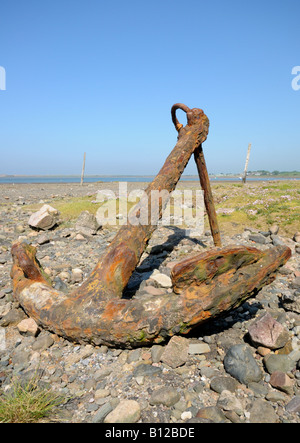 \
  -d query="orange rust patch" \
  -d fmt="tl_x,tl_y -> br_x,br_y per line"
102,300 -> 127,321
